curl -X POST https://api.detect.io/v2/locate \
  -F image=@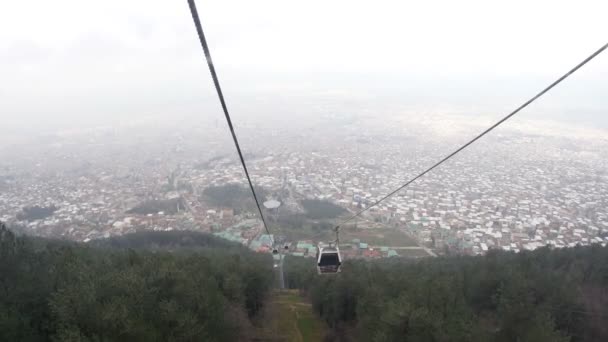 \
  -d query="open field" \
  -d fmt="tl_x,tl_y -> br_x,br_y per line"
275,224 -> 332,242
340,227 -> 419,247
274,219 -> 420,248
392,248 -> 433,258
